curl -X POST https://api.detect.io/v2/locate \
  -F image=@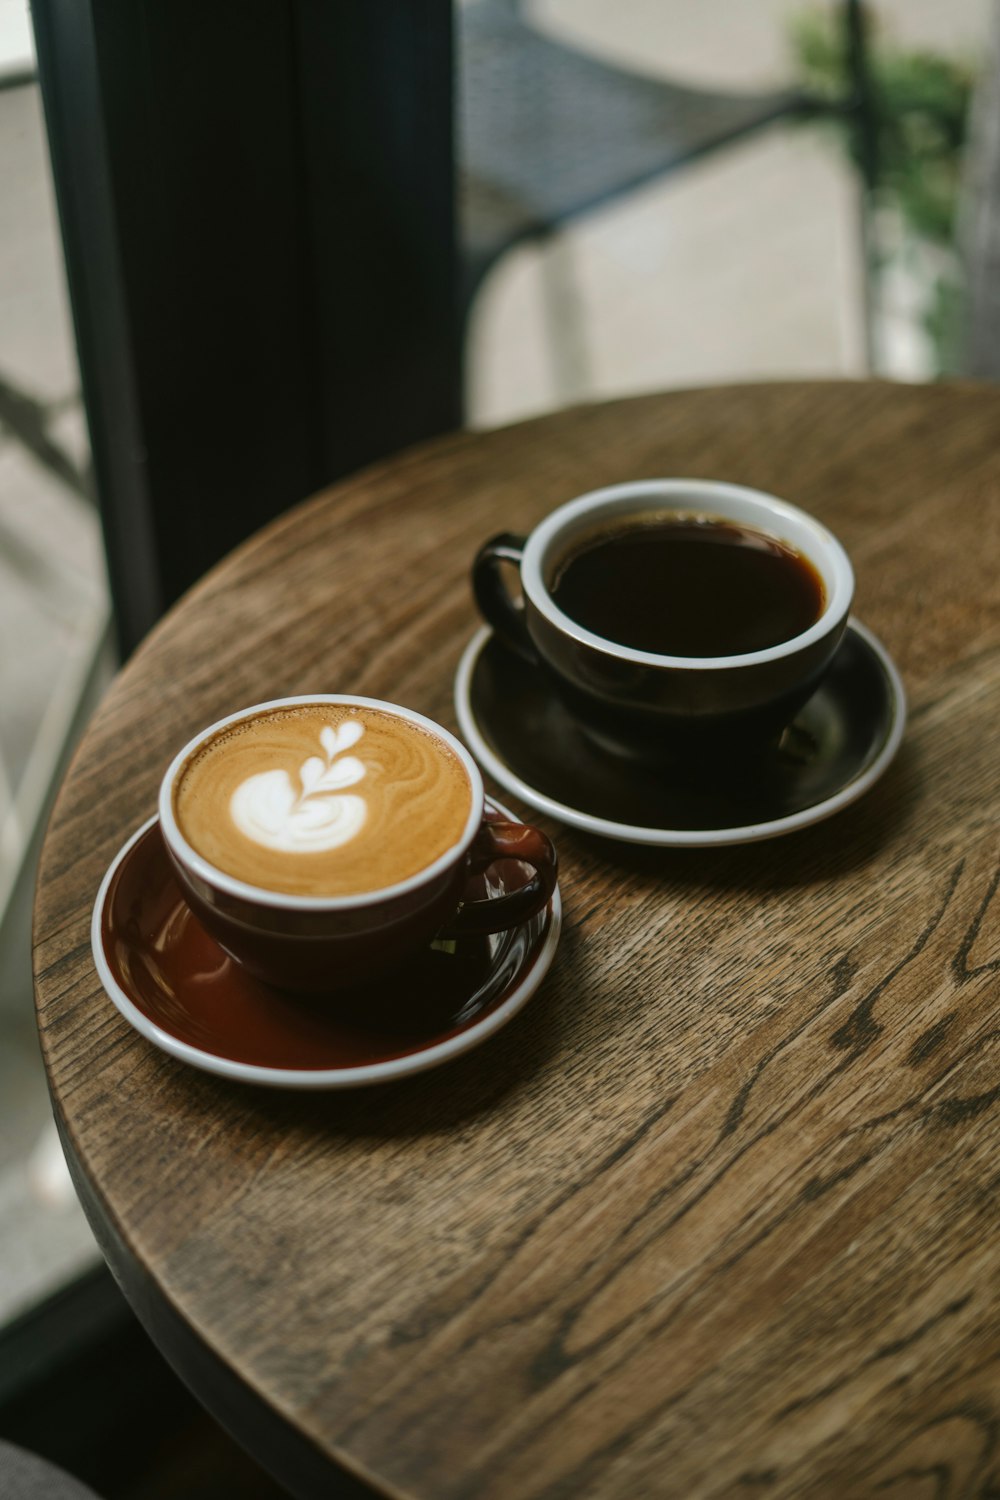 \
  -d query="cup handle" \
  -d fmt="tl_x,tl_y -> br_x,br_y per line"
472,534 -> 539,664
441,818 -> 558,936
